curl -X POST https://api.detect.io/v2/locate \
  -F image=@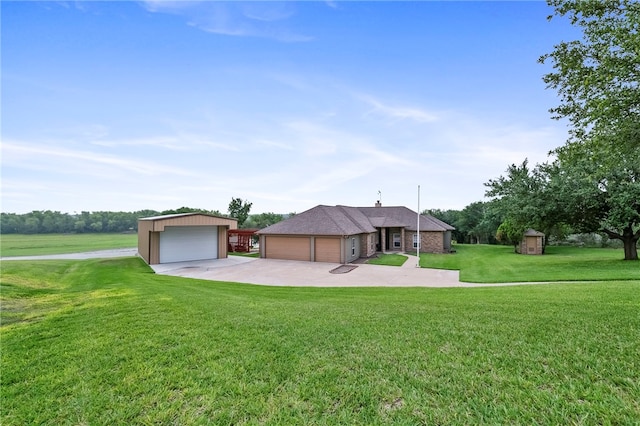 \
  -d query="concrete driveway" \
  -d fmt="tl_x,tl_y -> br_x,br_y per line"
2,249 -> 464,287
150,254 -> 472,288
2,250 -> 551,288
0,248 -> 138,261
